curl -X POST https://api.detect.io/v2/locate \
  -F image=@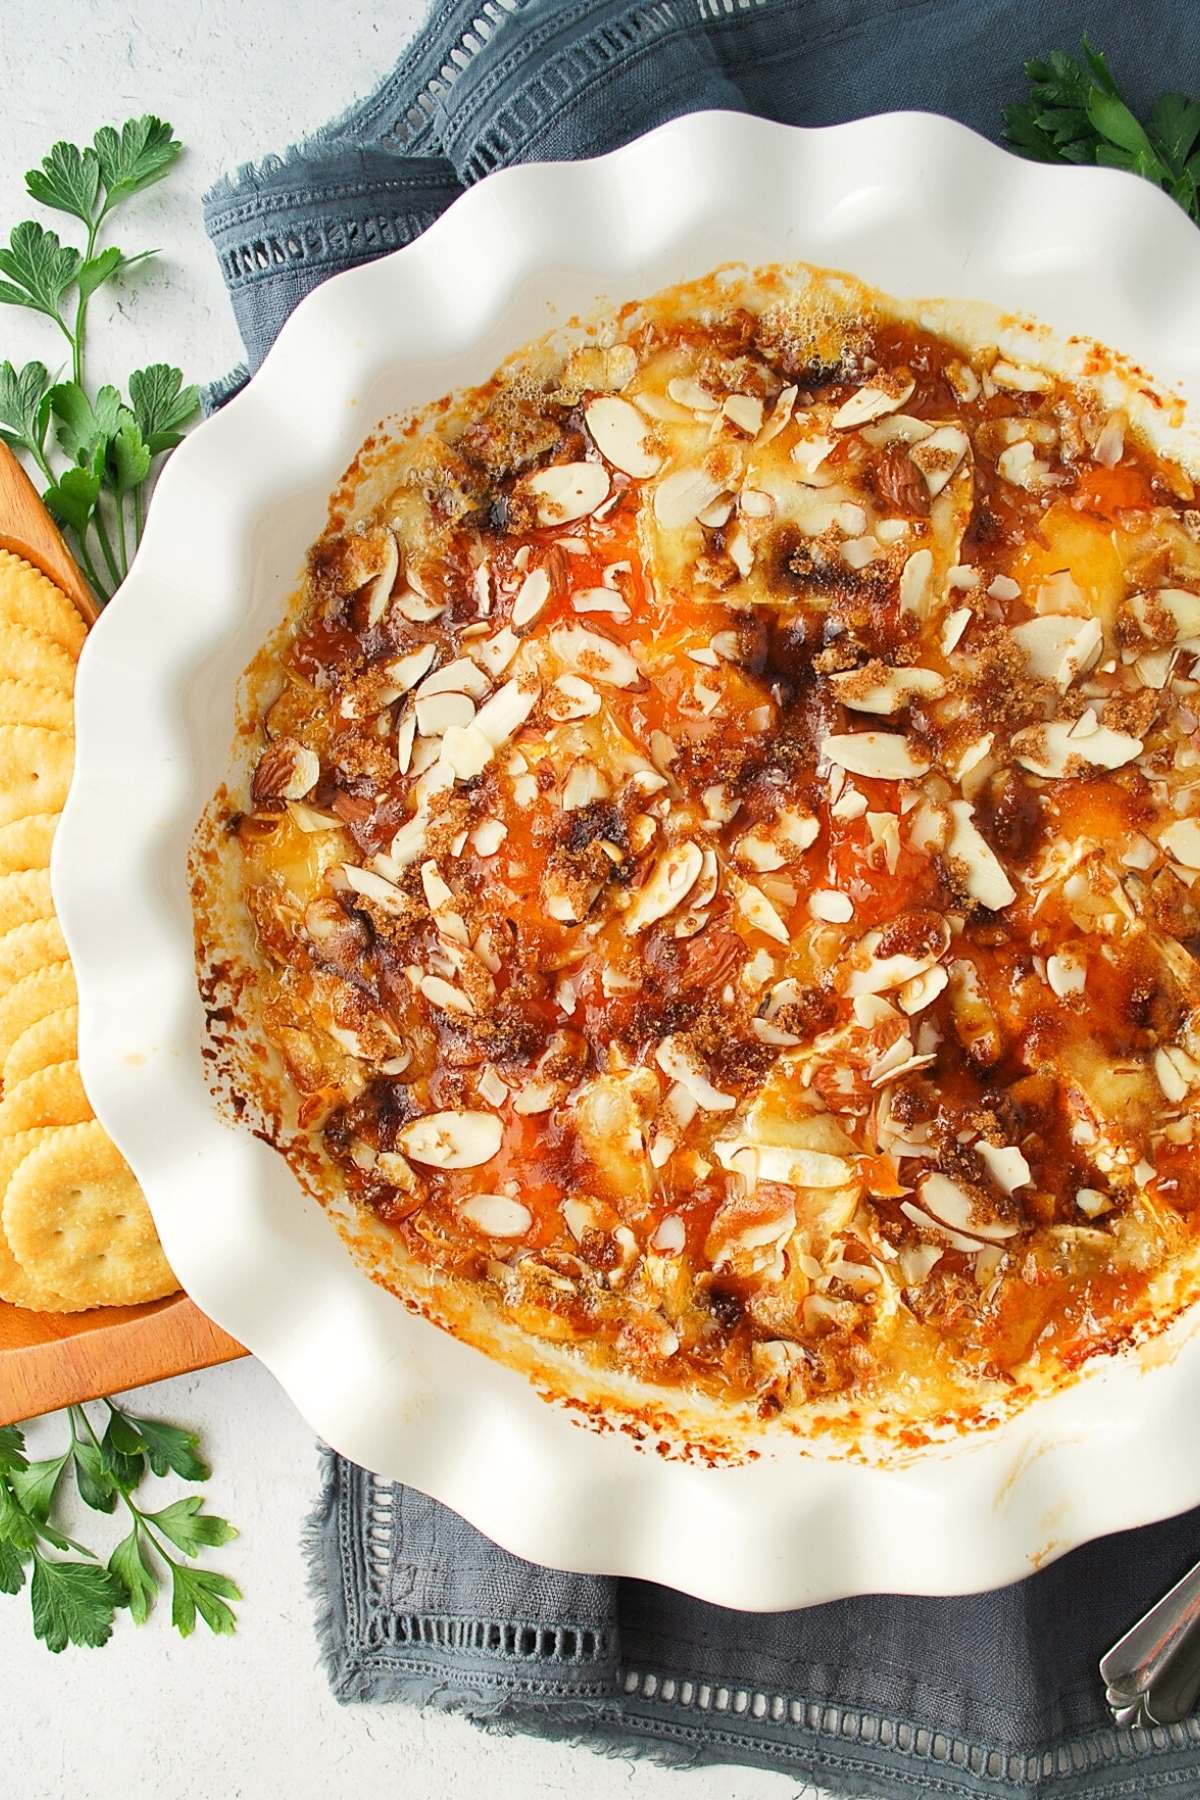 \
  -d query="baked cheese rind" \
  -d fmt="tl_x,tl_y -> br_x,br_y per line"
202,263 -> 1200,1420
